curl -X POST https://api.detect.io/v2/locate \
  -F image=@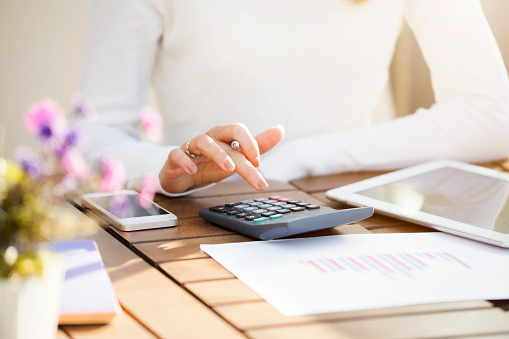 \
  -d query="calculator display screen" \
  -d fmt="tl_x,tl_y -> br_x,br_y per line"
356,167 -> 509,234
